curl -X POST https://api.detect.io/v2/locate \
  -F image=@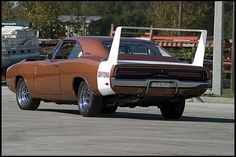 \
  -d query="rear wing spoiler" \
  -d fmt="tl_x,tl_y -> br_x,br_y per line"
97,26 -> 207,95
108,26 -> 207,67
